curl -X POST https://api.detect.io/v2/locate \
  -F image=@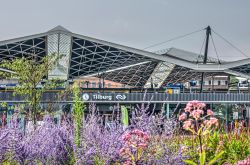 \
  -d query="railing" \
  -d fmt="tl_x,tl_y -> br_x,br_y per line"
0,92 -> 250,103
